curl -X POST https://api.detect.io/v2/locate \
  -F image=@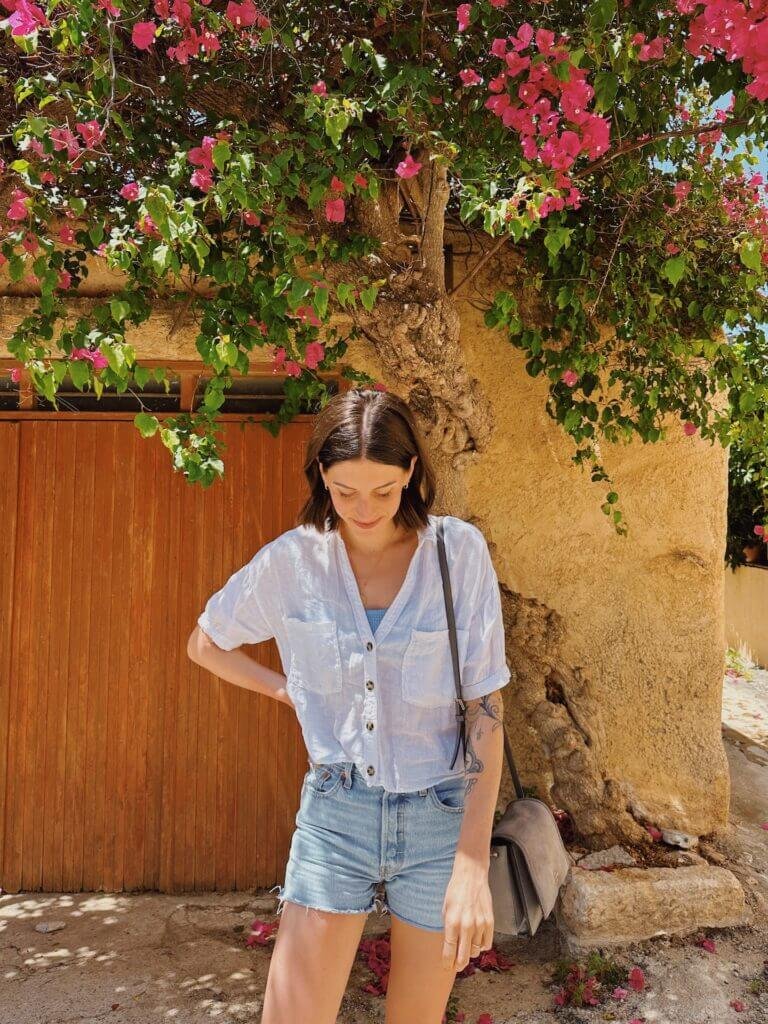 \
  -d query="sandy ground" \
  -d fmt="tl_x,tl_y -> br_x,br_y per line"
2,679 -> 767,1024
